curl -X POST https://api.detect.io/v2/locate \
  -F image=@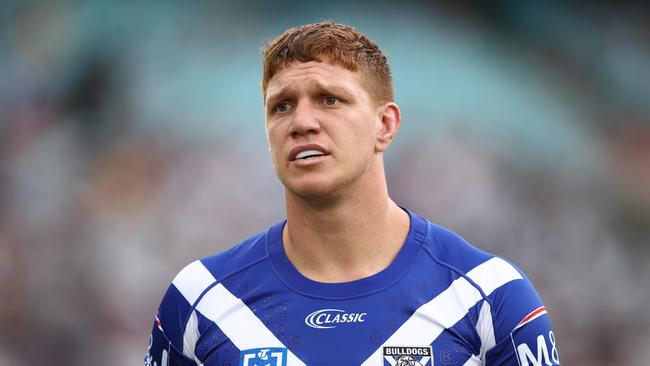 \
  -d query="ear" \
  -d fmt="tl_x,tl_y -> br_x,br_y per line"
375,102 -> 401,152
